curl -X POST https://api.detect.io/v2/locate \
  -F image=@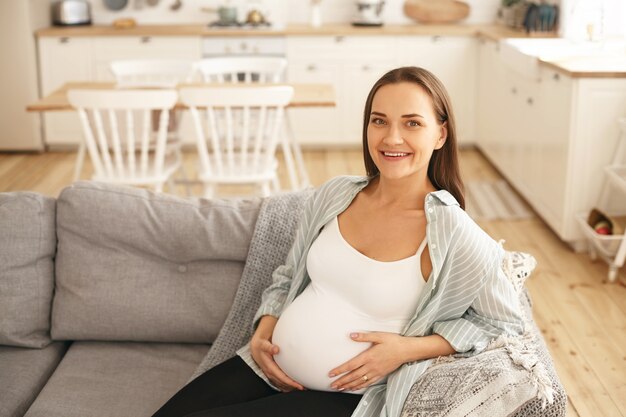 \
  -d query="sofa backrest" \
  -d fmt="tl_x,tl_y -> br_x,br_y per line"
51,181 -> 261,344
0,192 -> 56,348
